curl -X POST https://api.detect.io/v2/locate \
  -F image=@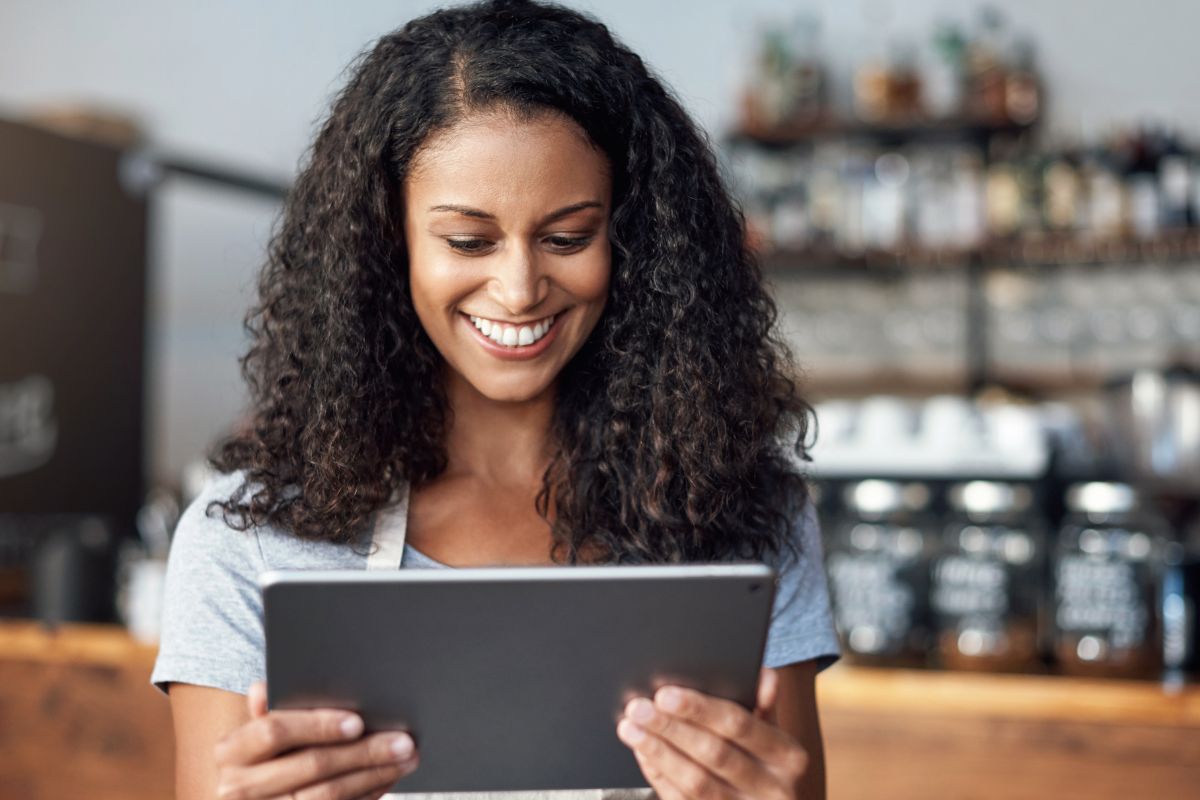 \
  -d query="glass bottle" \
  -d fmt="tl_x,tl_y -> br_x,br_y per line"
965,6 -> 1009,123
1159,133 -> 1193,231
985,146 -> 1023,238
784,13 -> 825,126
1083,147 -> 1127,240
885,40 -> 922,120
1043,146 -> 1084,232
1003,37 -> 1040,125
922,21 -> 966,120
